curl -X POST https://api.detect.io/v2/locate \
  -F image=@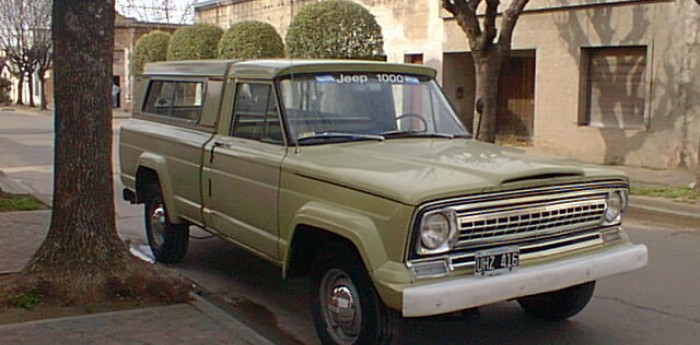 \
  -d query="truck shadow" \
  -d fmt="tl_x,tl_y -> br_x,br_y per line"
176,229 -> 607,345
